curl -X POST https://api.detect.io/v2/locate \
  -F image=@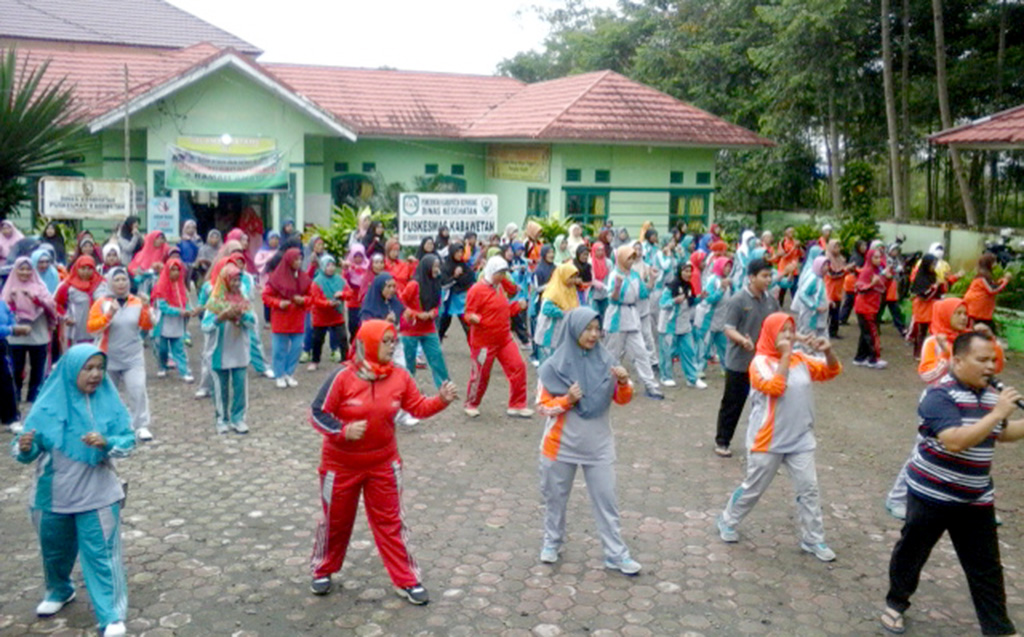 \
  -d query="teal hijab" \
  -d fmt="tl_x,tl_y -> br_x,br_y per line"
314,255 -> 346,300
31,246 -> 60,292
24,344 -> 132,465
